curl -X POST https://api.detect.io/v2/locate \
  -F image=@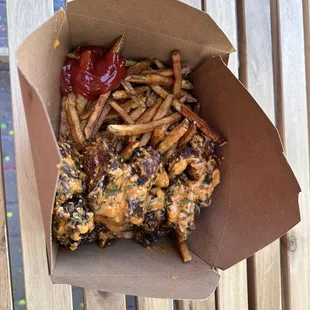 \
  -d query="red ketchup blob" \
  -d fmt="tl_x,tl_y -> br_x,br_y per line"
60,45 -> 126,101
